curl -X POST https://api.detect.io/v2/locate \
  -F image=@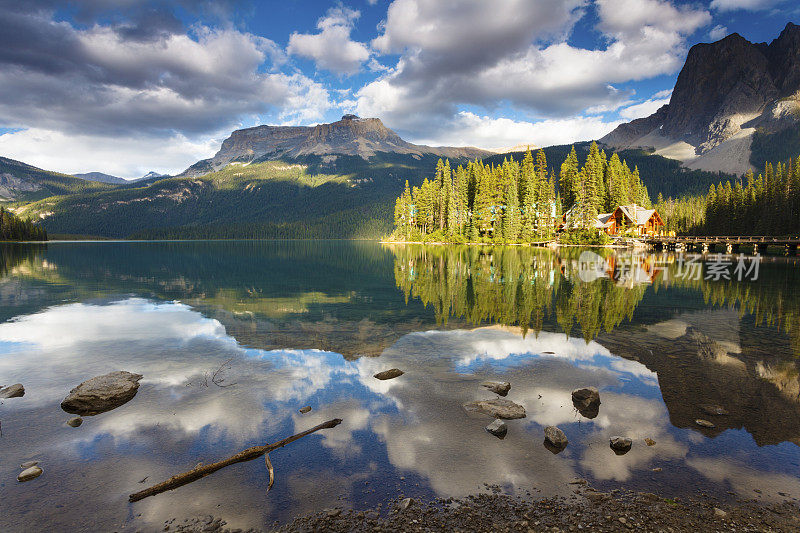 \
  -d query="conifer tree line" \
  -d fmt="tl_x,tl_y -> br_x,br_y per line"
0,207 -> 47,241
656,157 -> 800,236
392,142 -> 652,243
